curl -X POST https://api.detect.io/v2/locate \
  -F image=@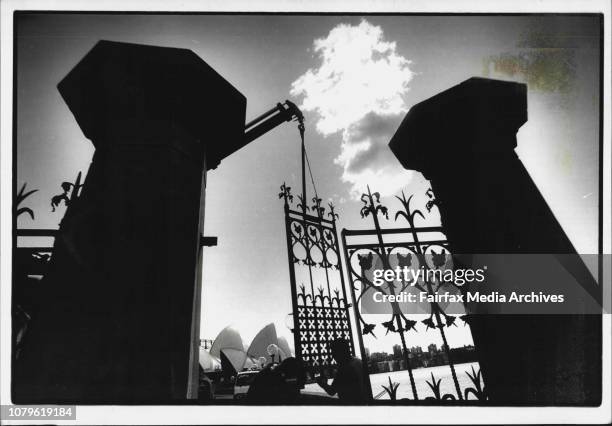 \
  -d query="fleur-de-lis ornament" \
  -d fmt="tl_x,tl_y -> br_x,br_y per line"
278,182 -> 293,204
311,196 -> 325,218
360,188 -> 389,219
